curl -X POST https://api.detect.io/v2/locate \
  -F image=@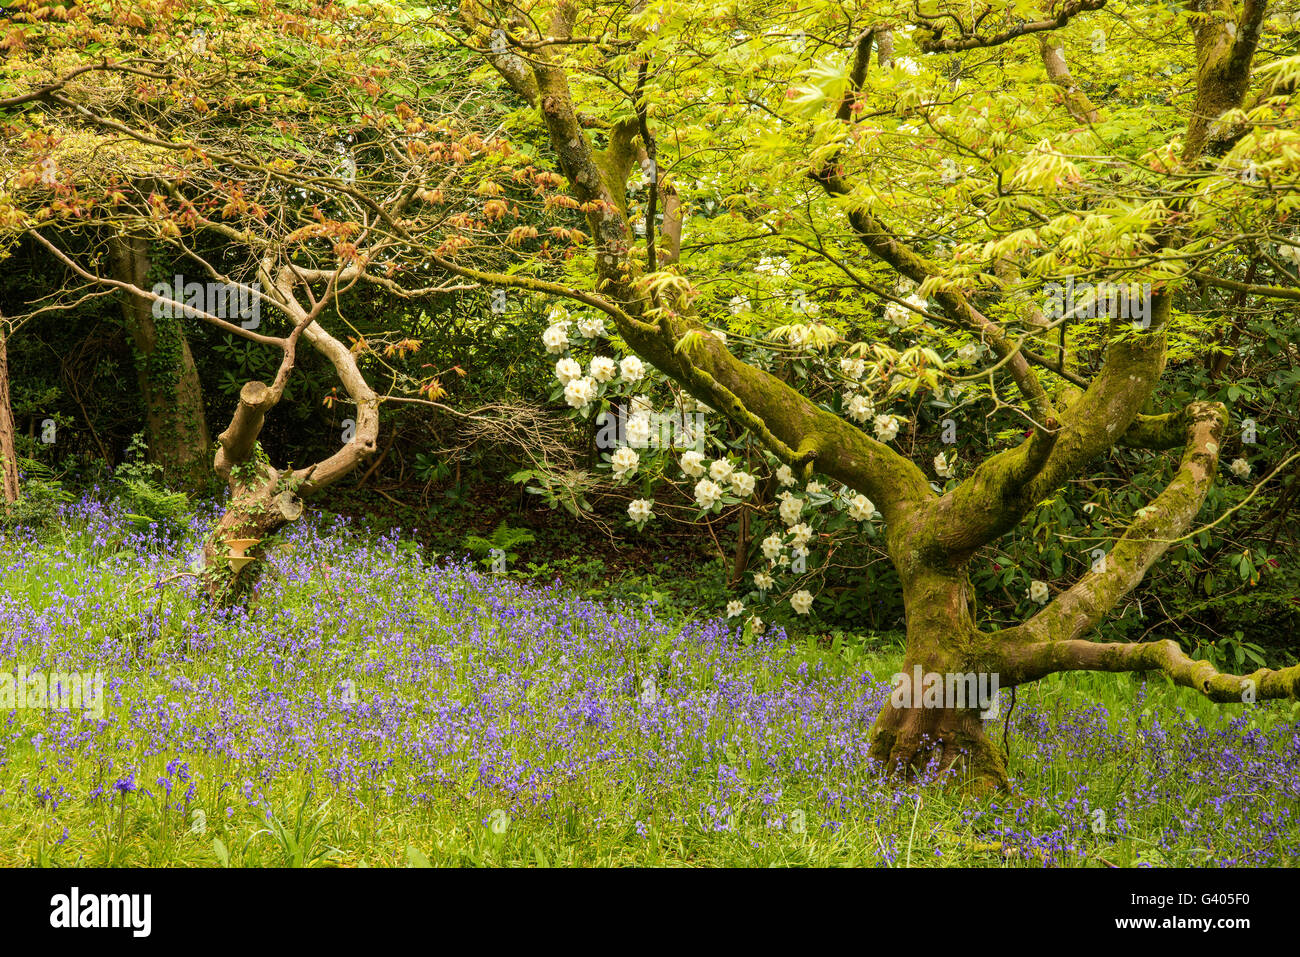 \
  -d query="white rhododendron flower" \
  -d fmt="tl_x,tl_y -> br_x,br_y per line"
885,294 -> 927,327
1230,458 -> 1251,479
934,452 -> 955,479
681,450 -> 706,478
590,356 -> 617,382
1278,242 -> 1300,268
787,523 -> 813,547
806,481 -> 824,495
611,446 -> 640,480
543,324 -> 569,353
729,295 -> 750,315
874,414 -> 901,442
894,56 -> 920,75
577,316 -> 606,338
746,614 -> 763,632
753,571 -> 774,590
555,357 -> 581,385
779,495 -> 804,526
731,471 -> 756,498
626,414 -> 653,446
776,464 -> 796,486
848,494 -> 875,521
840,356 -> 866,380
1029,580 -> 1050,604
619,355 -> 646,381
694,478 -> 724,509
709,329 -> 728,345
564,376 -> 597,408
726,600 -> 744,618
629,394 -> 654,416
957,341 -> 981,364
761,534 -> 784,560
790,590 -> 814,615
791,545 -> 809,561
846,394 -> 874,424
709,459 -> 734,483
627,498 -> 655,523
